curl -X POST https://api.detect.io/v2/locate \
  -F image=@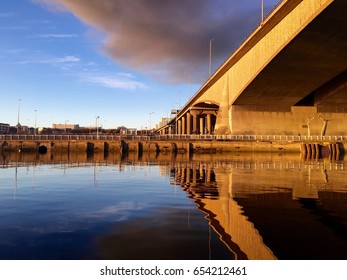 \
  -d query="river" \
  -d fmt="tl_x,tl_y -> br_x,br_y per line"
1,150 -> 347,260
